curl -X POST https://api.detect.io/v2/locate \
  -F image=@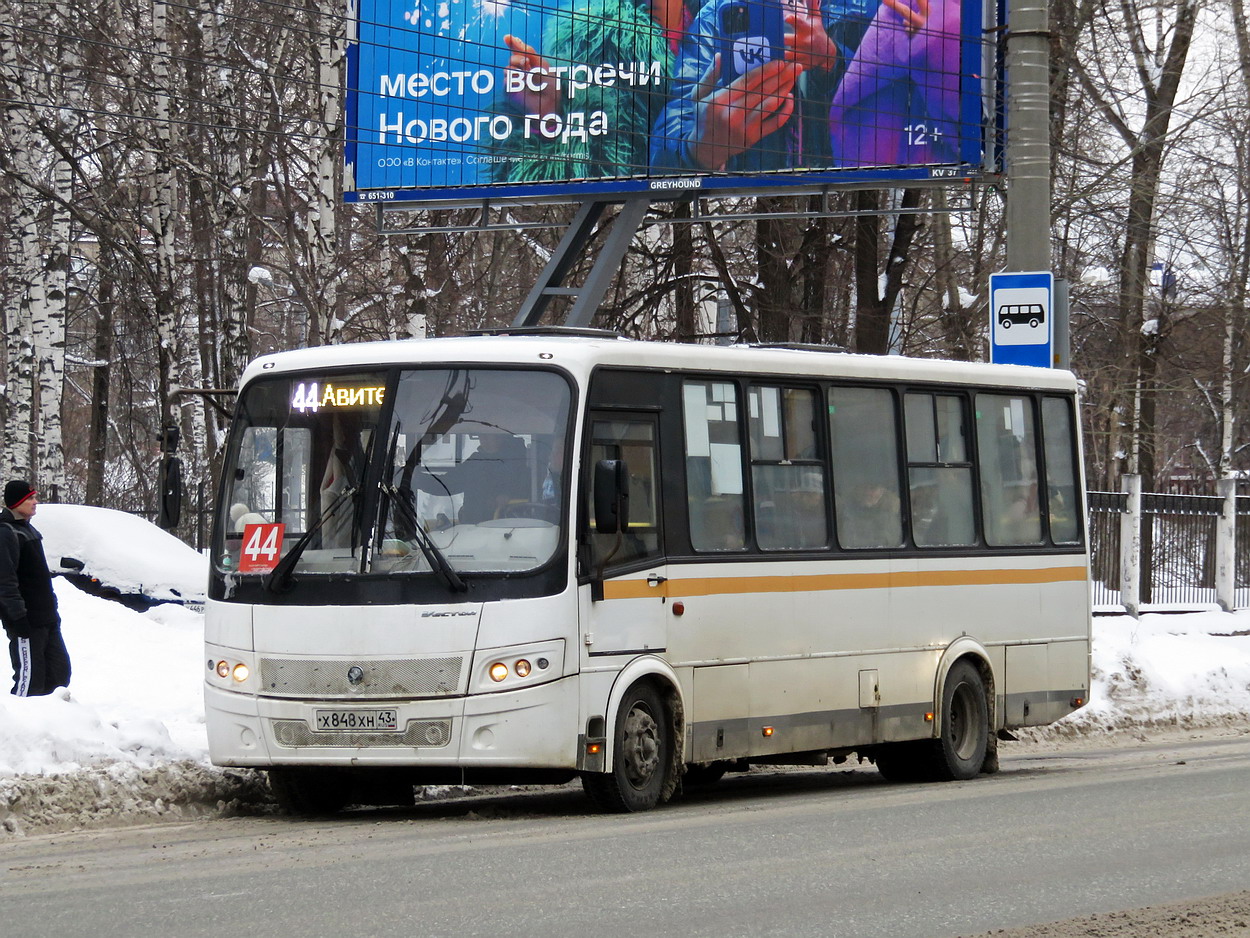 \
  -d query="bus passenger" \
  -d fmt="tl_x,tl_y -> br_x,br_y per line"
838,479 -> 901,548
